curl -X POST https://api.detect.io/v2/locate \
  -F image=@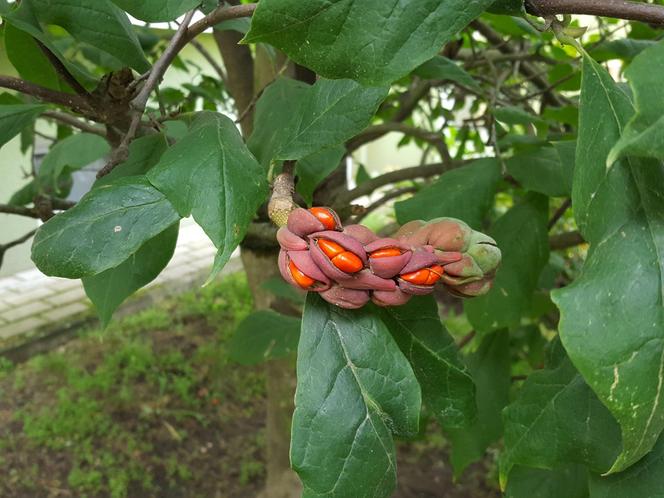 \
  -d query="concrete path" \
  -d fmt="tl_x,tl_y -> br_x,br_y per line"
0,219 -> 230,342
